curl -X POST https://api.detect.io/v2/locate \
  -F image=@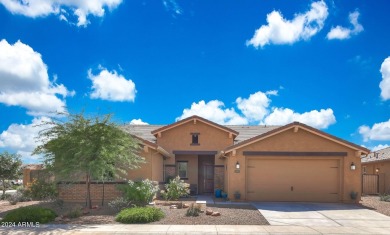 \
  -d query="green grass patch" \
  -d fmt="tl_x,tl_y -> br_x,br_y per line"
1,206 -> 57,224
115,207 -> 164,224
